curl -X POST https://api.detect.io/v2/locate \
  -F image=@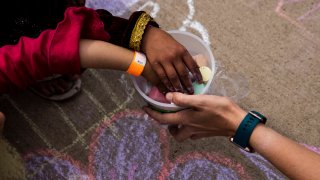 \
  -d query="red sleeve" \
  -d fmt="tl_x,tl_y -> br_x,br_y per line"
0,7 -> 109,93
